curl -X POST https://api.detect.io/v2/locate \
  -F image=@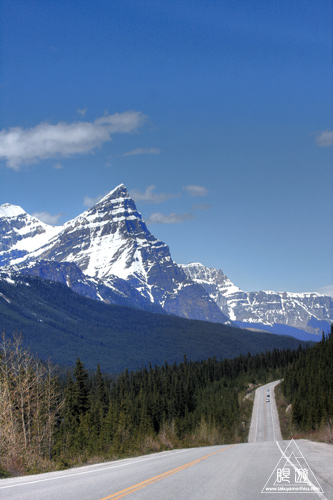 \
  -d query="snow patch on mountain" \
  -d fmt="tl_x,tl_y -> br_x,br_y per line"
0,291 -> 11,303
0,203 -> 26,218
